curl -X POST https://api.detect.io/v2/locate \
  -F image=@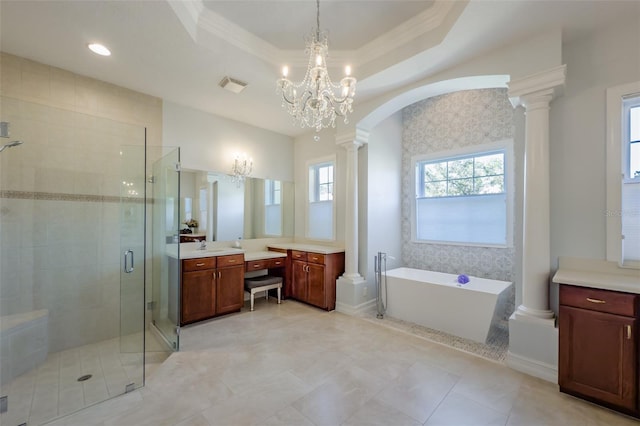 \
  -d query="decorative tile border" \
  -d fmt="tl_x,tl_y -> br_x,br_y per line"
0,190 -> 145,204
